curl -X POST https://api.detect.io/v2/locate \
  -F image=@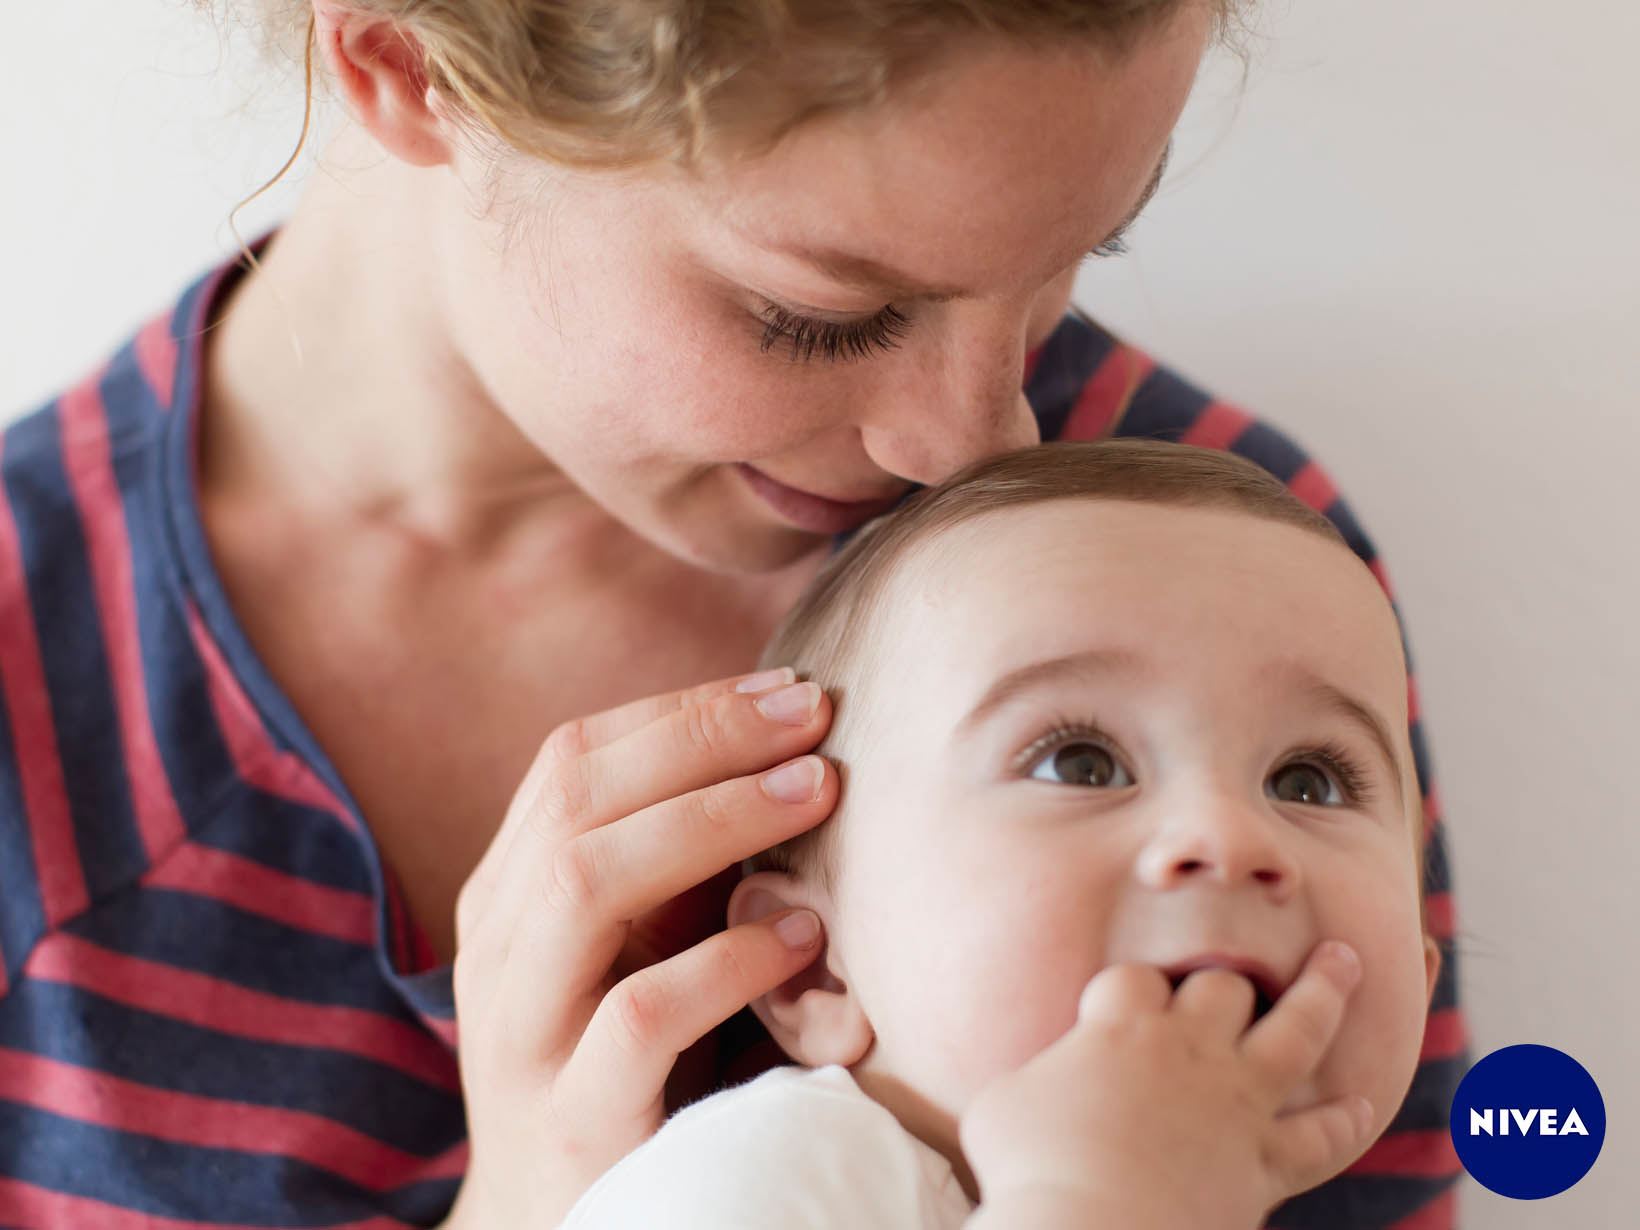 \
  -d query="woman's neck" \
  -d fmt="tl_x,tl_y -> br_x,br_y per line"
203,124 -> 602,556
